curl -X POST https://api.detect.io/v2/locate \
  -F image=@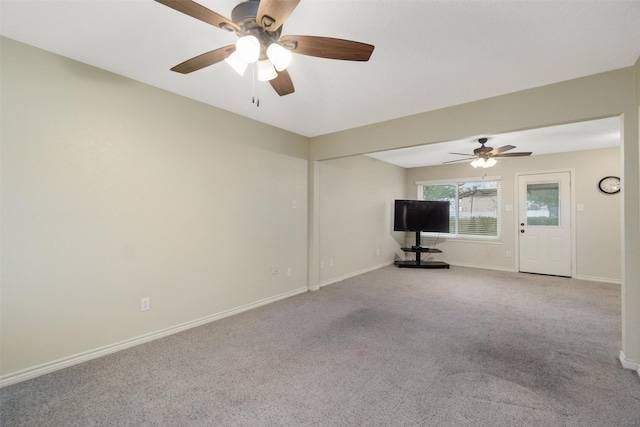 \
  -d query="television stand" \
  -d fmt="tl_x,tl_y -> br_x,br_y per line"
395,232 -> 449,269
